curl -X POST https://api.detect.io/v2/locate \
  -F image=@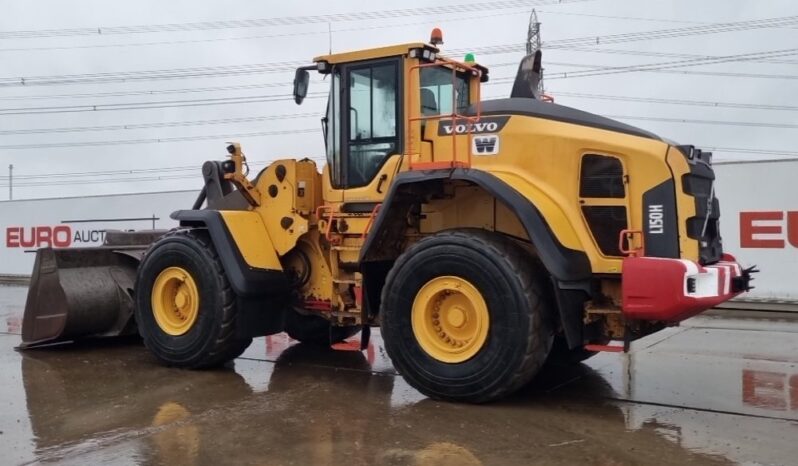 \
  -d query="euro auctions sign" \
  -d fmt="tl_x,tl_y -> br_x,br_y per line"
739,212 -> 798,249
5,225 -> 107,249
714,161 -> 798,304
0,190 -> 197,276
